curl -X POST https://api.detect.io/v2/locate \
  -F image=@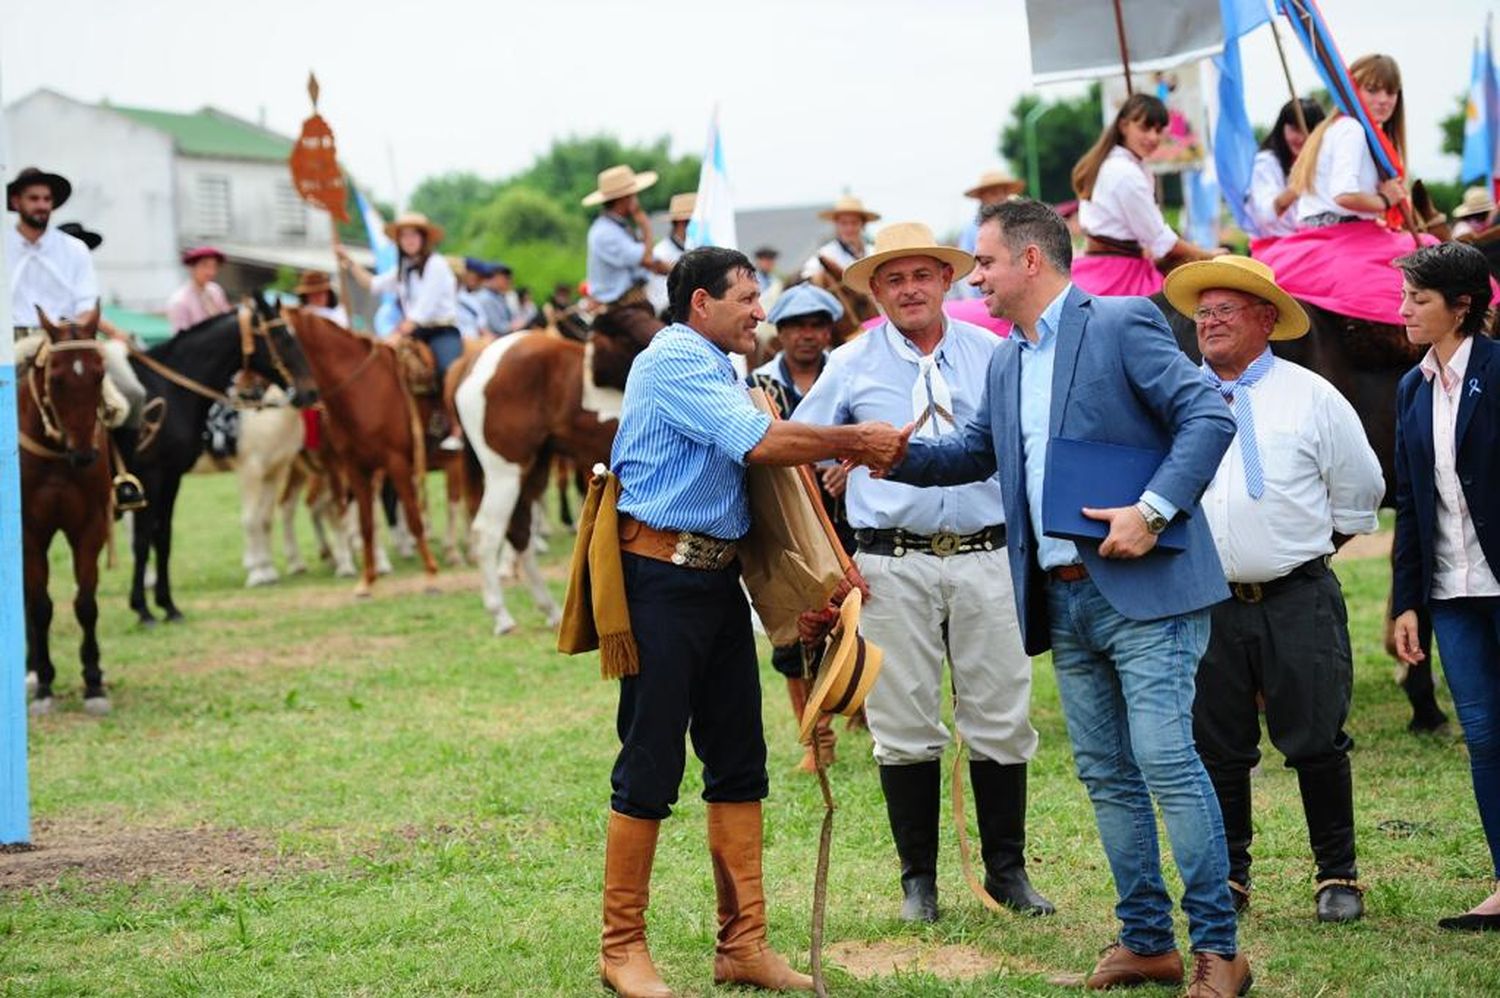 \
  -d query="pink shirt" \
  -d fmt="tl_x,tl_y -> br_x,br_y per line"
165,280 -> 231,332
1420,336 -> 1500,599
